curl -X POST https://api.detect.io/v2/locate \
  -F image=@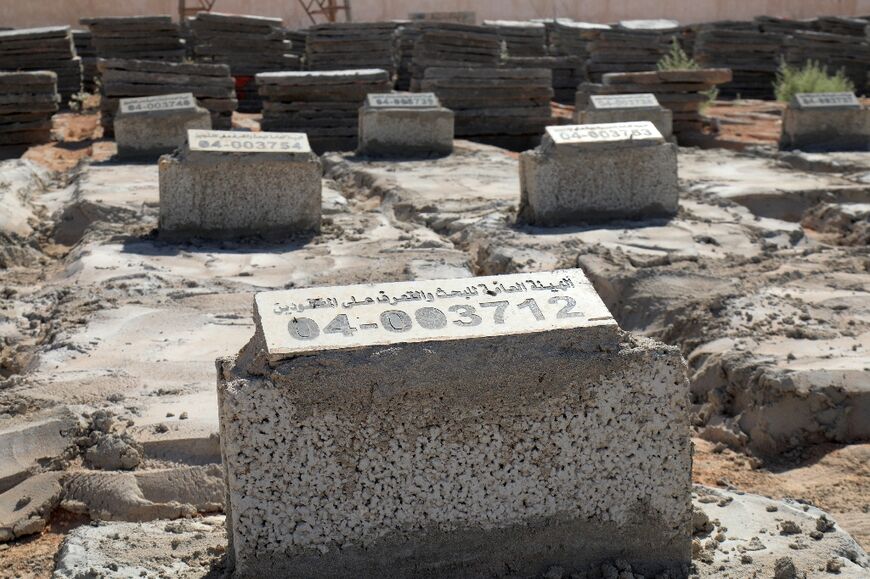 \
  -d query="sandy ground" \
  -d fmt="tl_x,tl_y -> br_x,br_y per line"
0,102 -> 868,578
